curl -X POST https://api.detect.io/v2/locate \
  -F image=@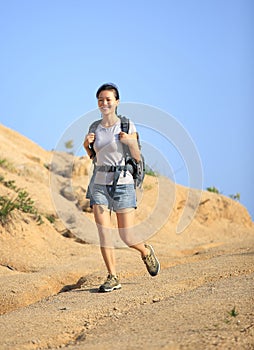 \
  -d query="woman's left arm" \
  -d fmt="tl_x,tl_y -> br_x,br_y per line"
119,132 -> 141,162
